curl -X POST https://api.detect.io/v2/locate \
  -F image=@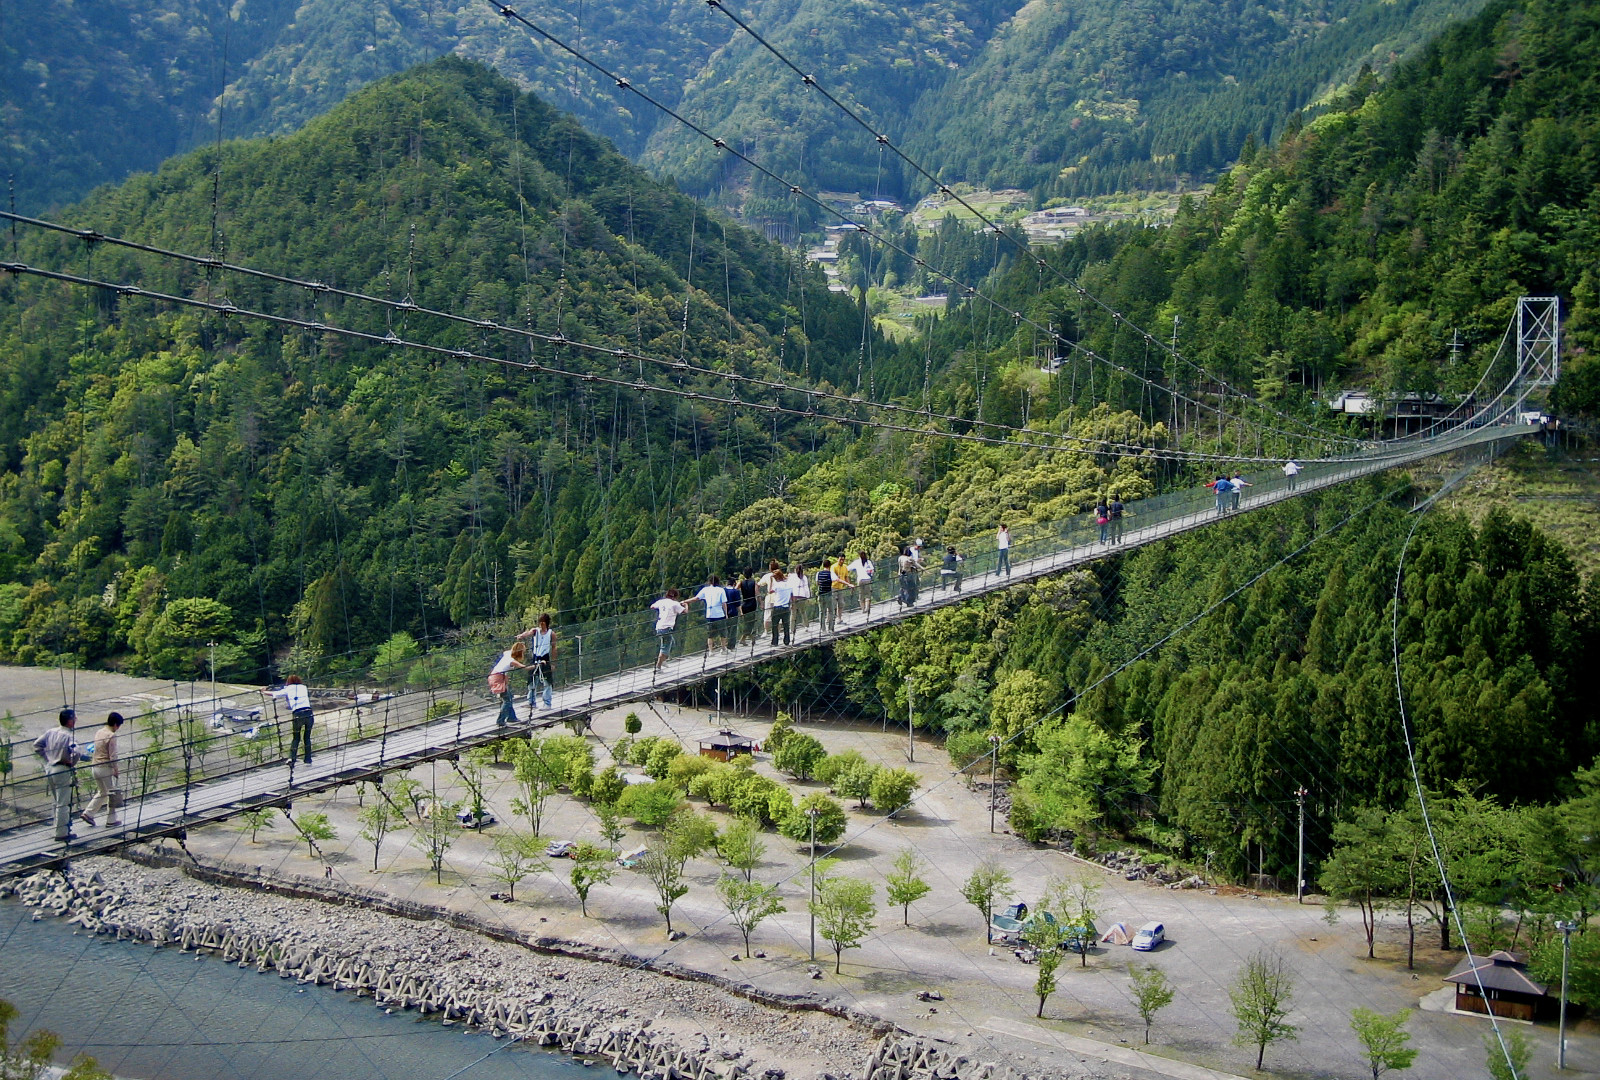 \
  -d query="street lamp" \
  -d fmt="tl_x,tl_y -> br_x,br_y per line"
988,735 -> 1001,833
807,807 -> 822,962
1556,919 -> 1579,1069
